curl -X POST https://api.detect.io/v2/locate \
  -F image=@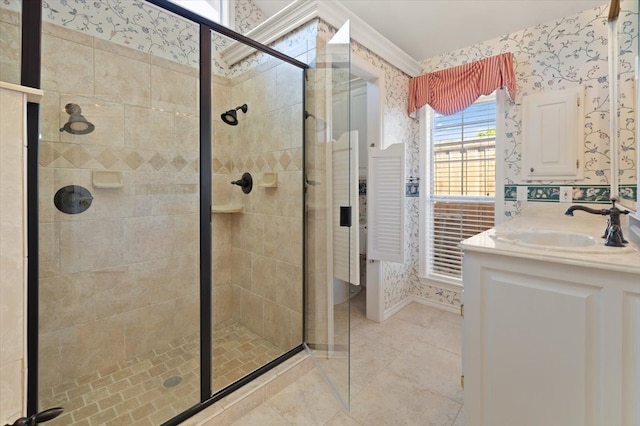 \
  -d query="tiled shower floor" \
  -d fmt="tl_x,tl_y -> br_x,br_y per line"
40,320 -> 284,425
